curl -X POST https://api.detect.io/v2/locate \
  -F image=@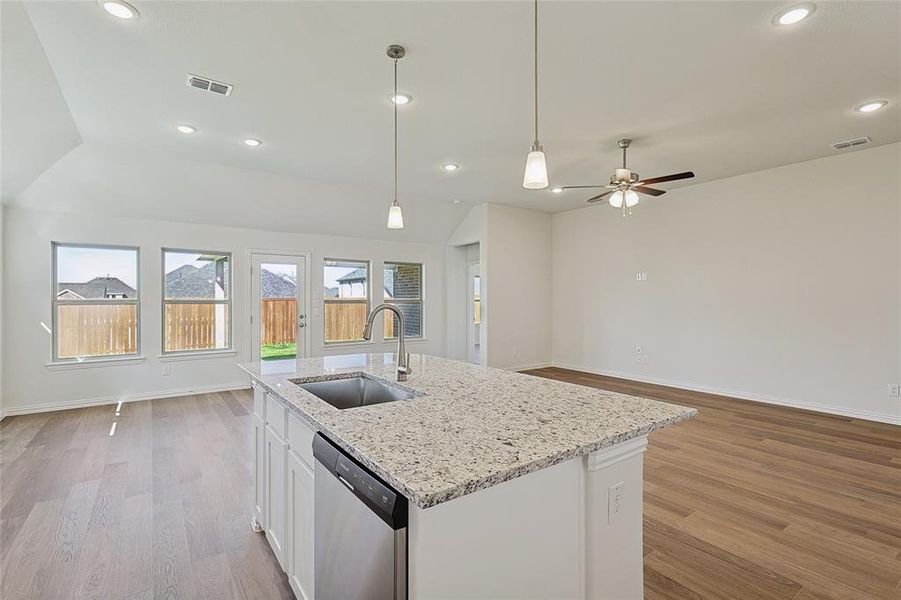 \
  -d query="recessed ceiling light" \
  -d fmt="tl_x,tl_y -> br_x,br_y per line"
389,93 -> 413,105
551,187 -> 563,194
855,100 -> 888,113
244,138 -> 262,147
176,124 -> 196,134
442,163 -> 460,172
99,0 -> 139,19
773,3 -> 816,26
